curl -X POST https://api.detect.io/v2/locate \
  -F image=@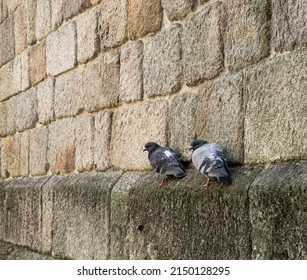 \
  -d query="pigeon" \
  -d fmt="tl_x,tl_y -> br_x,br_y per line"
143,142 -> 186,187
189,139 -> 232,189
